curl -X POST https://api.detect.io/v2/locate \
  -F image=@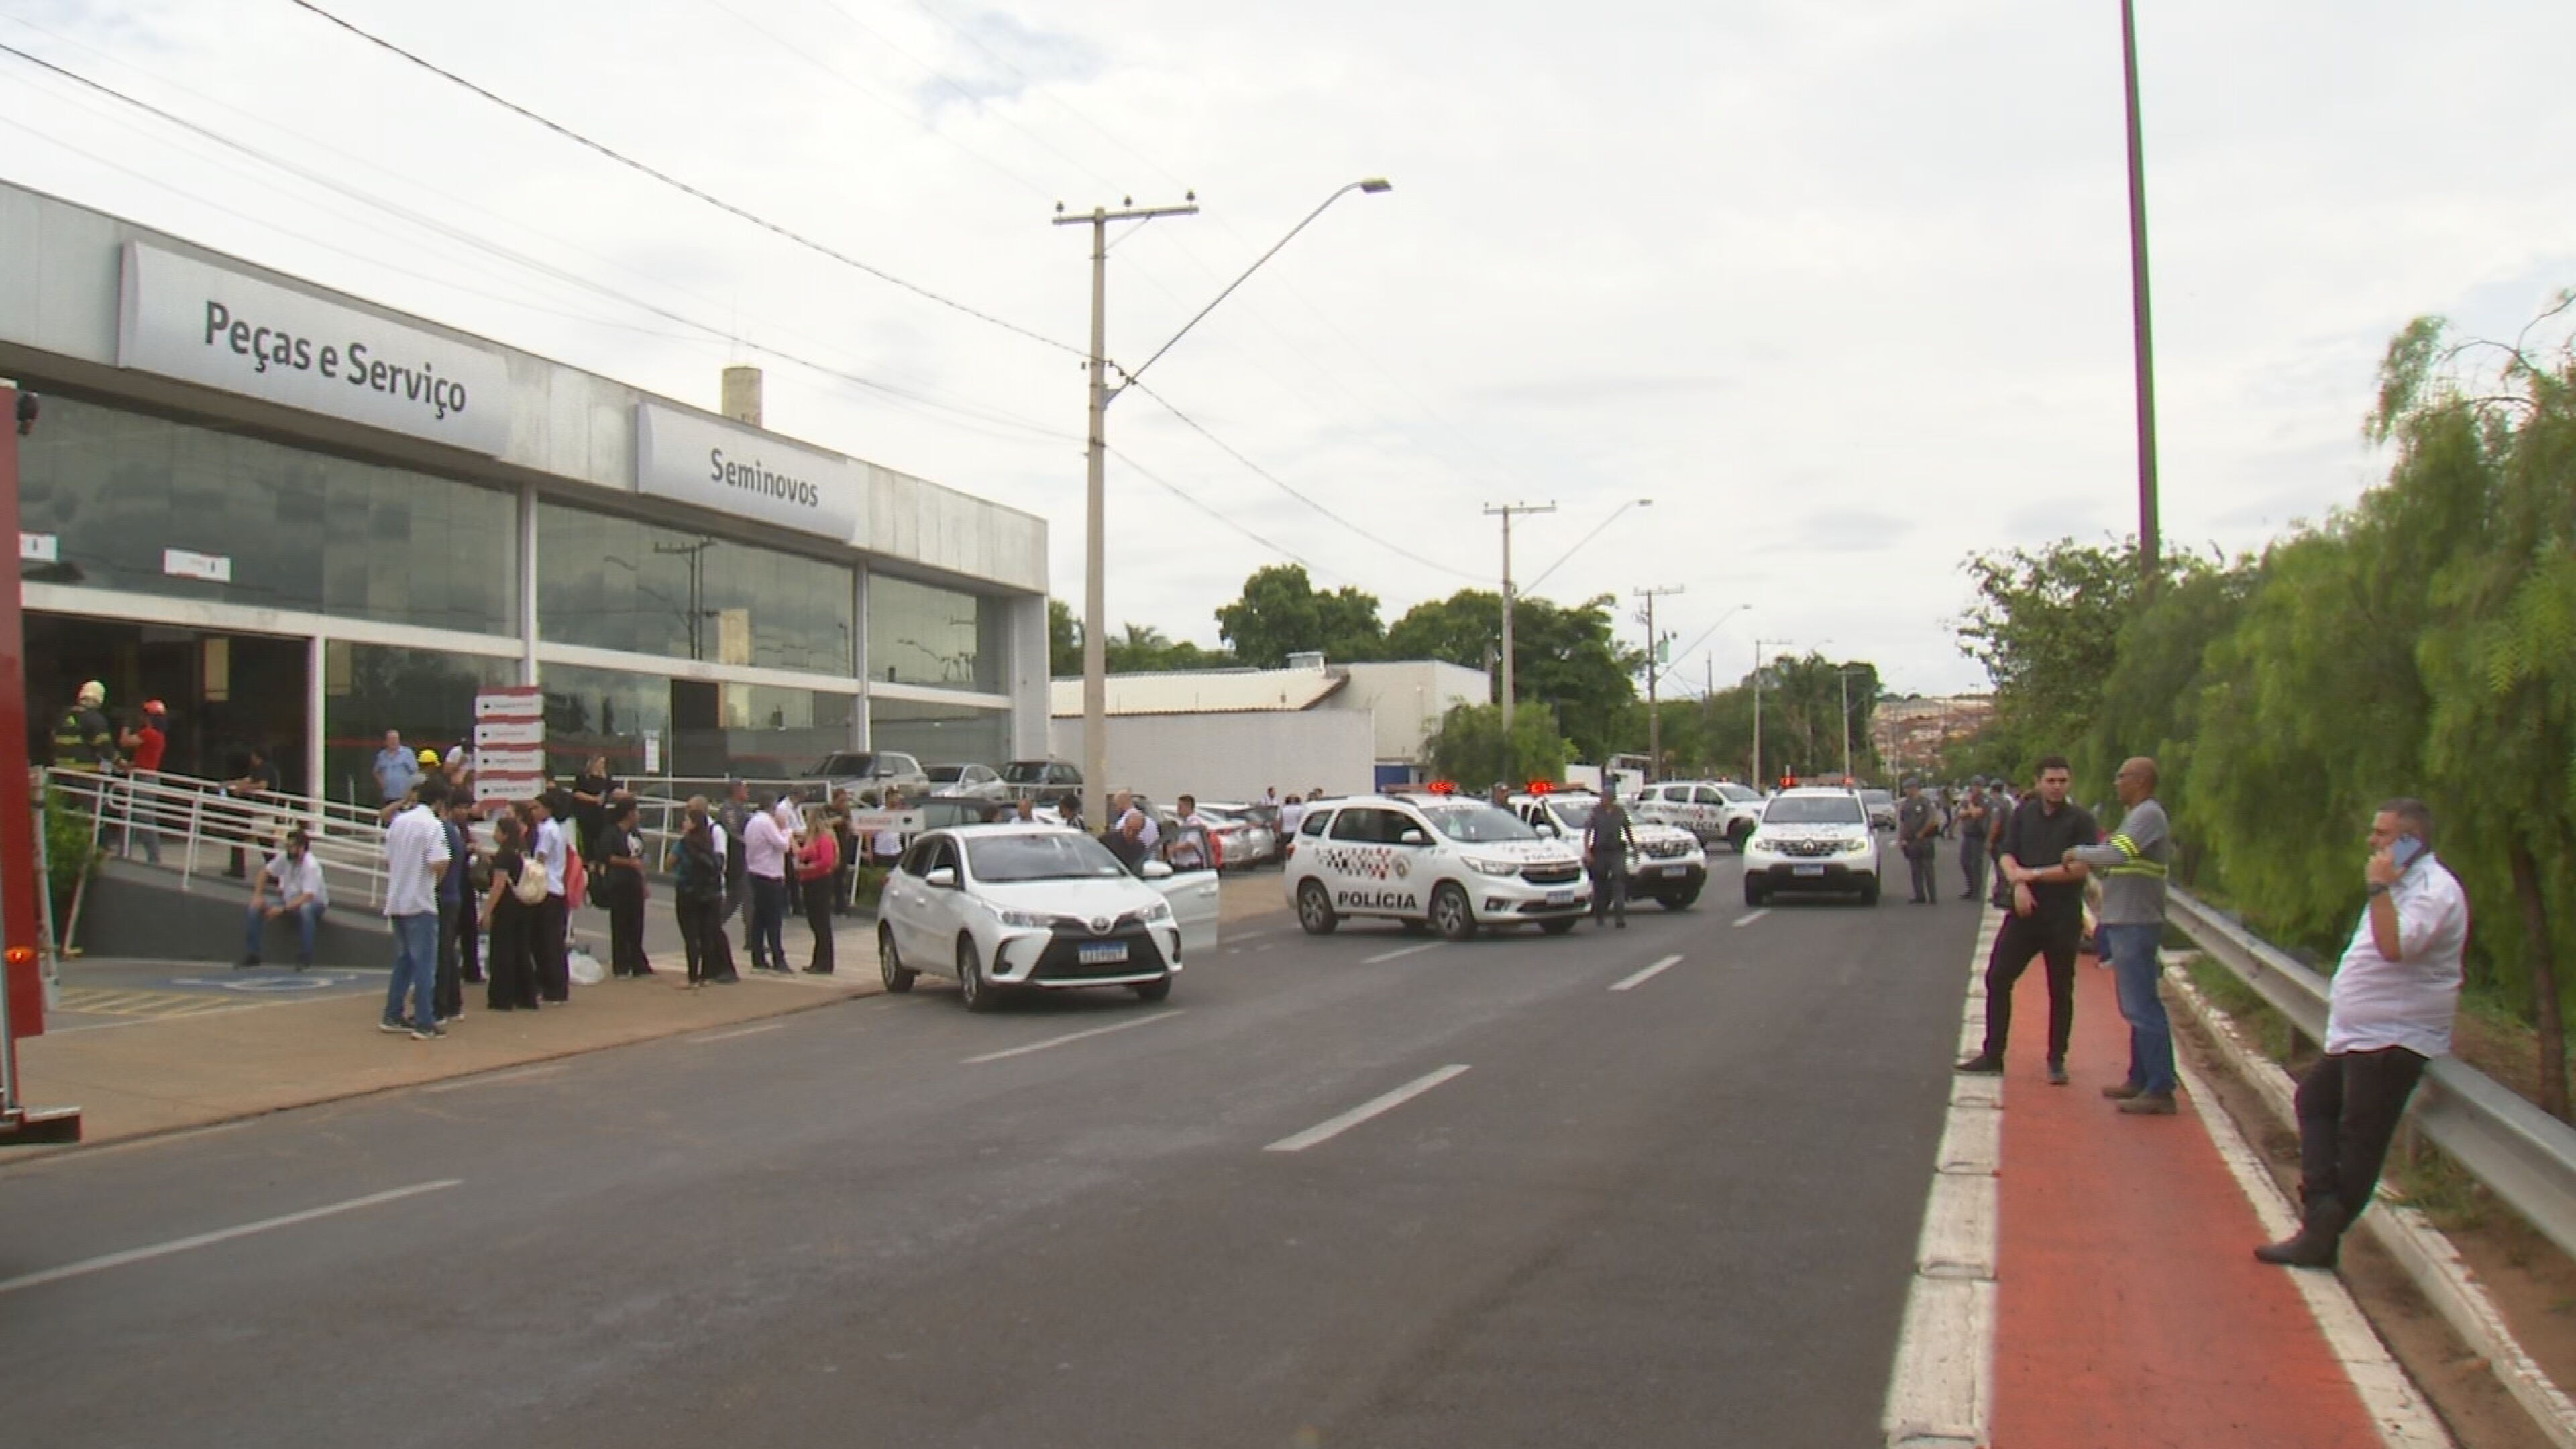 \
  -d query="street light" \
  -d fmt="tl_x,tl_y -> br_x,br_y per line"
1836,666 -> 1871,782
1055,178 -> 1391,826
